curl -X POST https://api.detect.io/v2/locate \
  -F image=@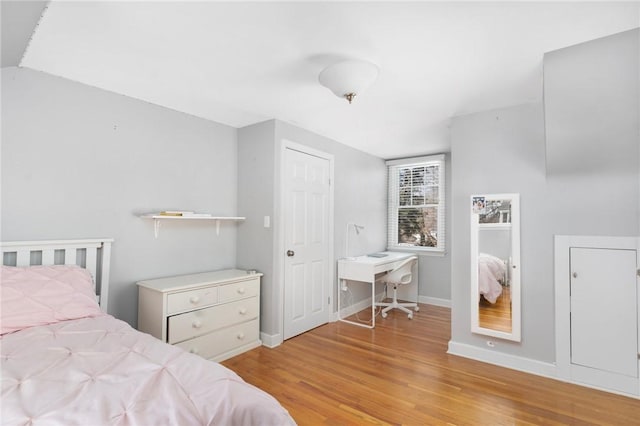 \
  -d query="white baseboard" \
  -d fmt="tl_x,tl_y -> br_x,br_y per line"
447,340 -> 557,379
333,294 -> 451,322
419,296 -> 451,308
448,341 -> 640,399
260,332 -> 283,348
